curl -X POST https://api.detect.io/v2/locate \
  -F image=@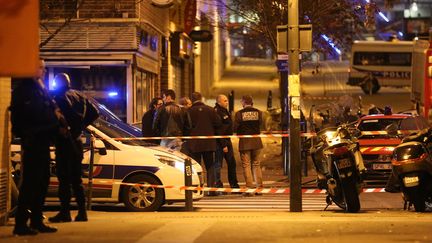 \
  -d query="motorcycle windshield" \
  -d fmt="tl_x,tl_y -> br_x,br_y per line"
394,144 -> 426,161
